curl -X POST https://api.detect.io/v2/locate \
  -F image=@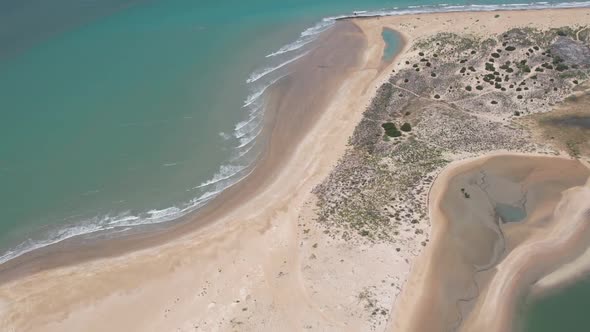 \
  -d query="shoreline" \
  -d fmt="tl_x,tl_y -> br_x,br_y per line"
1,6 -> 589,331
4,0 -> 590,271
2,1 -> 589,279
0,21 -> 378,284
0,18 -> 402,331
